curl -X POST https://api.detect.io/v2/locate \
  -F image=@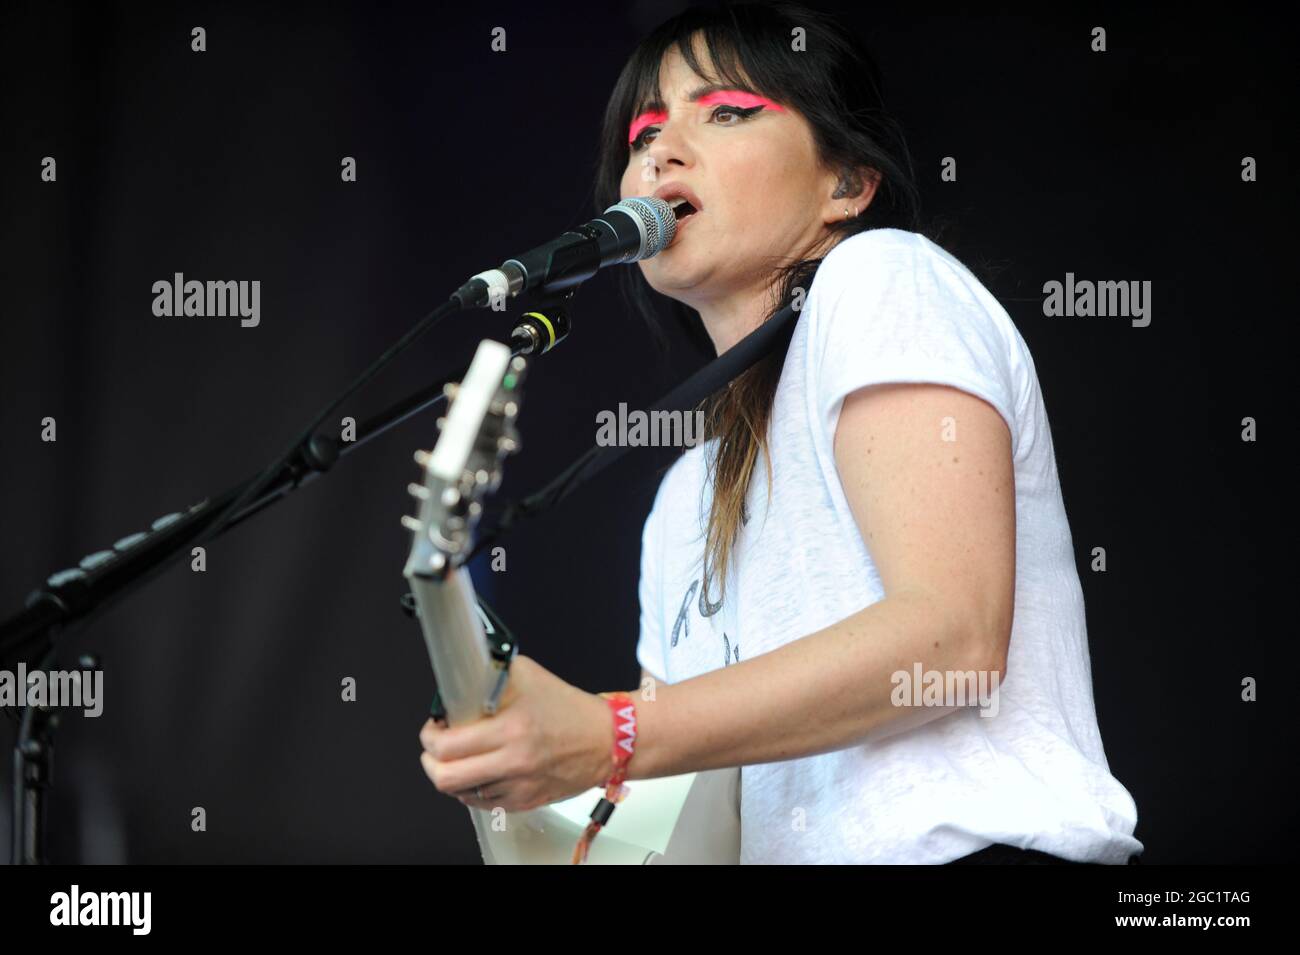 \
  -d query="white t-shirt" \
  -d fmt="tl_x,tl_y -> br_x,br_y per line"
635,228 -> 1143,864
